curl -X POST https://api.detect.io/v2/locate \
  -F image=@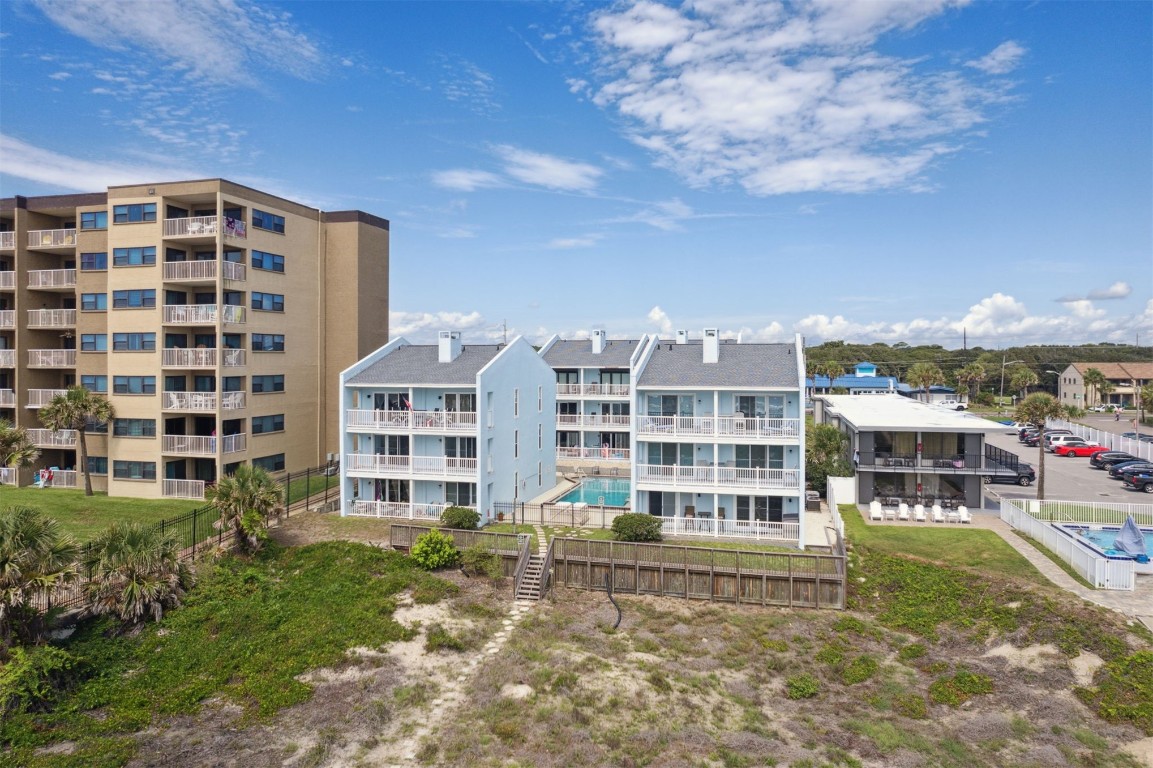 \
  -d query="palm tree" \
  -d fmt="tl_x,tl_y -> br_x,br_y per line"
1014,393 -> 1065,501
955,362 -> 986,402
906,362 -> 945,403
83,522 -> 194,624
819,362 -> 846,392
205,465 -> 283,554
1,418 -> 41,473
1081,367 -> 1107,407
1098,380 -> 1116,409
1010,367 -> 1040,402
38,386 -> 115,496
0,506 -> 79,646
